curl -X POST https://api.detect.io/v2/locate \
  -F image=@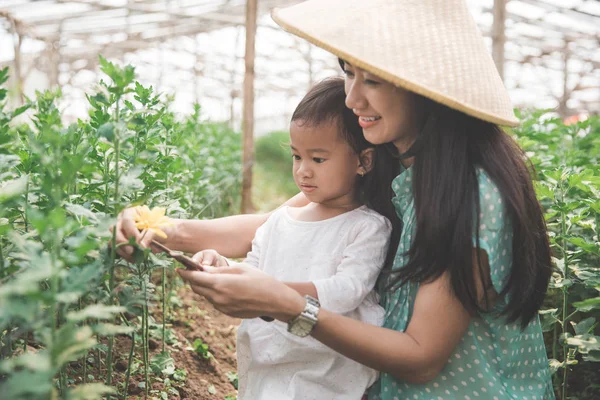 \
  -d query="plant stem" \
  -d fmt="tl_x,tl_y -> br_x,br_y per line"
560,180 -> 569,400
106,124 -> 121,390
50,239 -> 61,394
0,239 -> 4,279
143,268 -> 149,399
80,298 -> 88,385
120,313 -> 135,399
24,173 -> 29,233
162,268 -> 166,353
